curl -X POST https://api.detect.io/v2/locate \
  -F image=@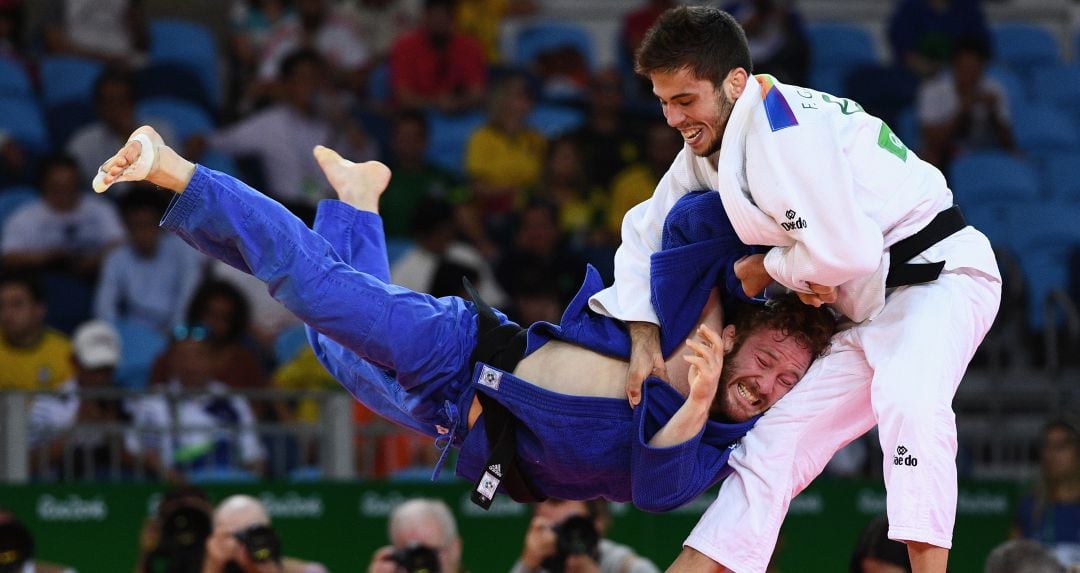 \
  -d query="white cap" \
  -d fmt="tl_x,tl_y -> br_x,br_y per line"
72,320 -> 122,369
